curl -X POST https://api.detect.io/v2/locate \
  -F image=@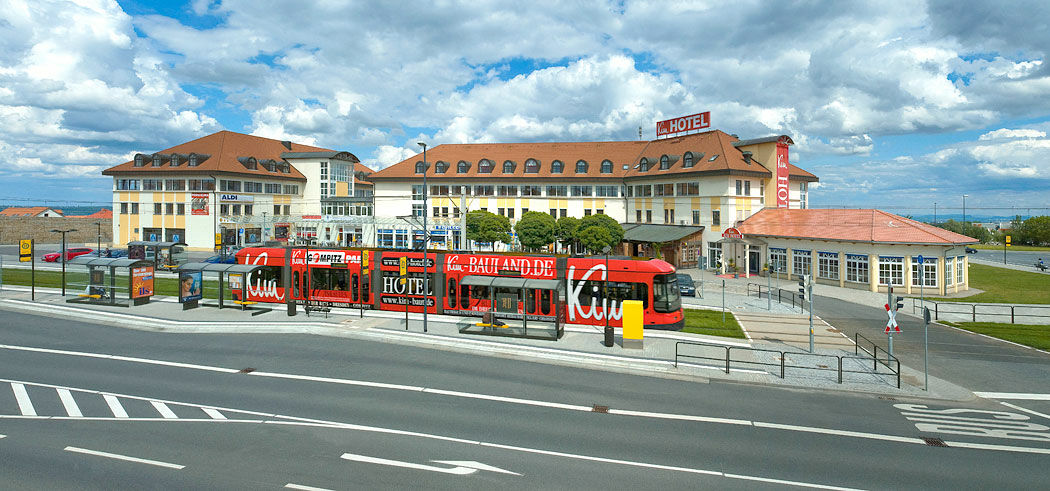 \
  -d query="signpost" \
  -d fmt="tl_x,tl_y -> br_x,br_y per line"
400,256 -> 408,329
1004,235 -> 1011,264
885,287 -> 902,361
21,239 -> 35,300
923,306 -> 931,391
